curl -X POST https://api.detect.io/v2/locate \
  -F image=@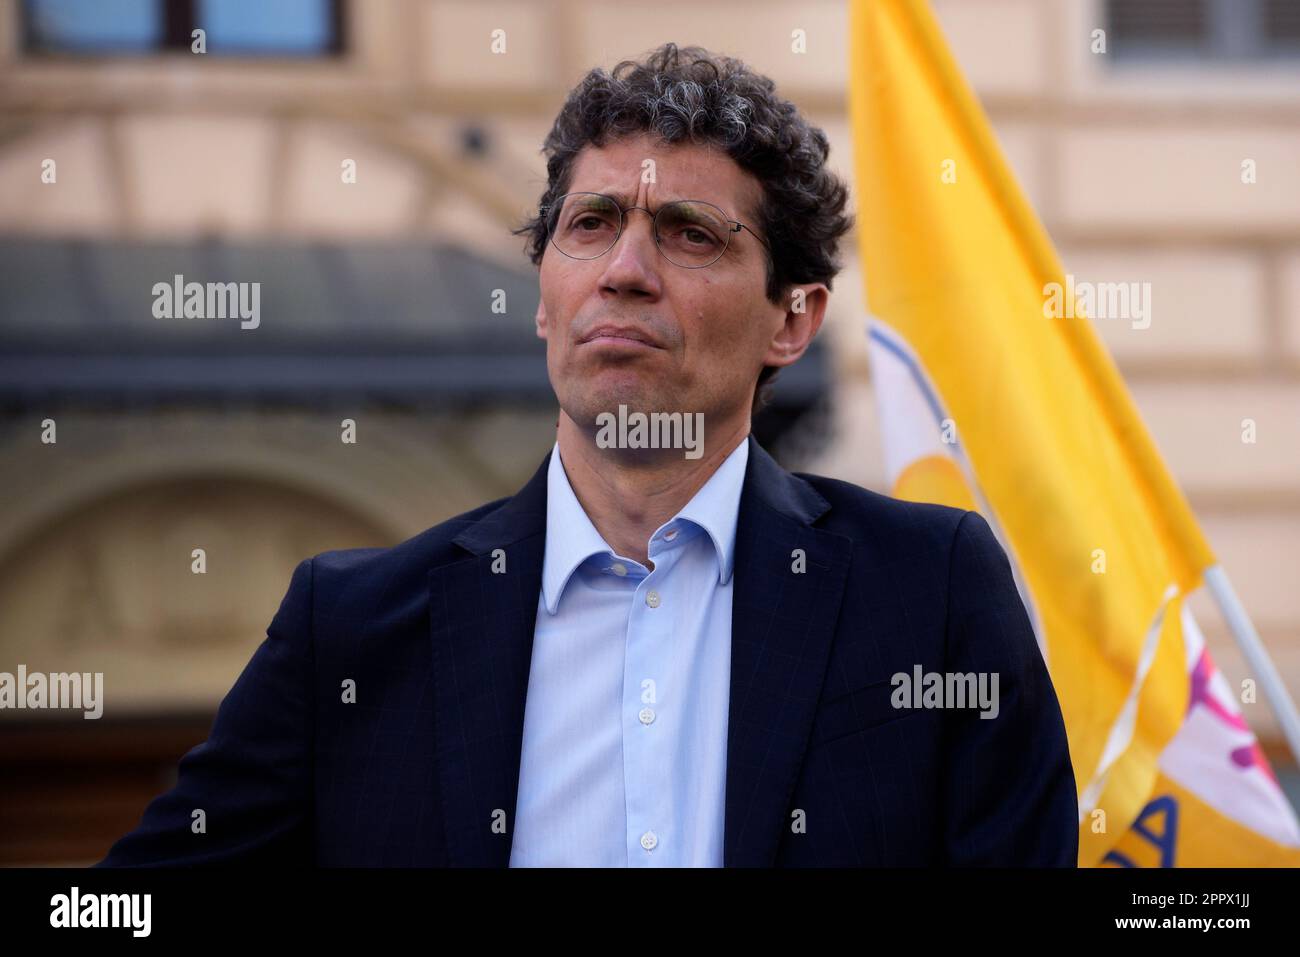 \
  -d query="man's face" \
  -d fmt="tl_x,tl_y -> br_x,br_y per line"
535,132 -> 794,439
